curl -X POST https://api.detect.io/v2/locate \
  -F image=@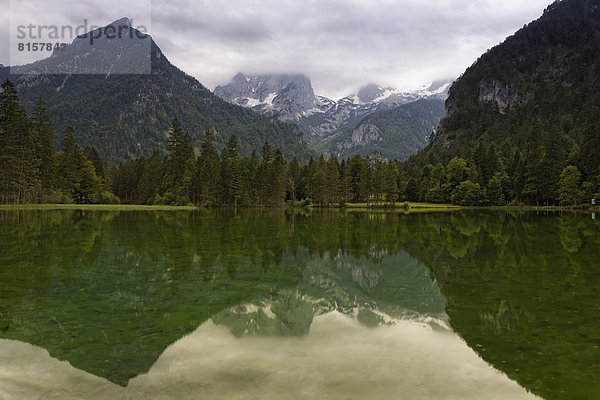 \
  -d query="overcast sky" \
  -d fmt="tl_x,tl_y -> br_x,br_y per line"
2,0 -> 552,99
